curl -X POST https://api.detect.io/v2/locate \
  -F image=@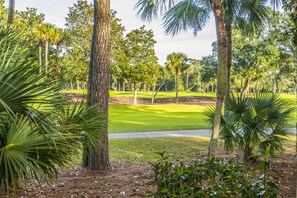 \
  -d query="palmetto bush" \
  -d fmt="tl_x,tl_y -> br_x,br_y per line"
0,29 -> 102,193
205,93 -> 293,161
